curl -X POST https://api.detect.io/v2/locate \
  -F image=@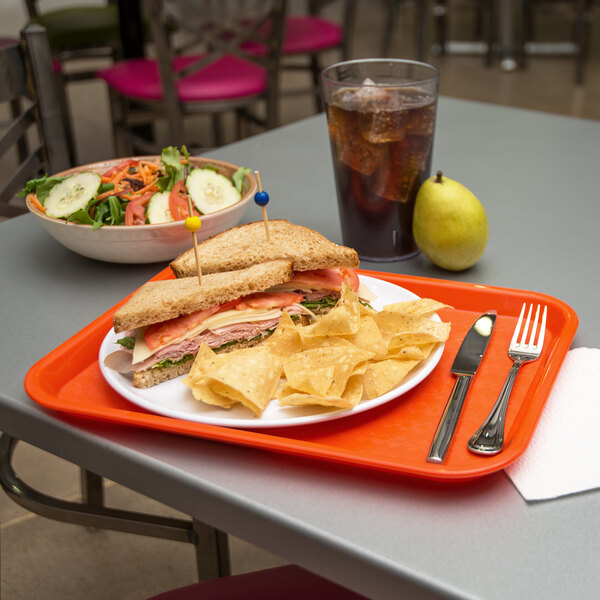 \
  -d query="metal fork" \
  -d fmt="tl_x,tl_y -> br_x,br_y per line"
468,303 -> 547,456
